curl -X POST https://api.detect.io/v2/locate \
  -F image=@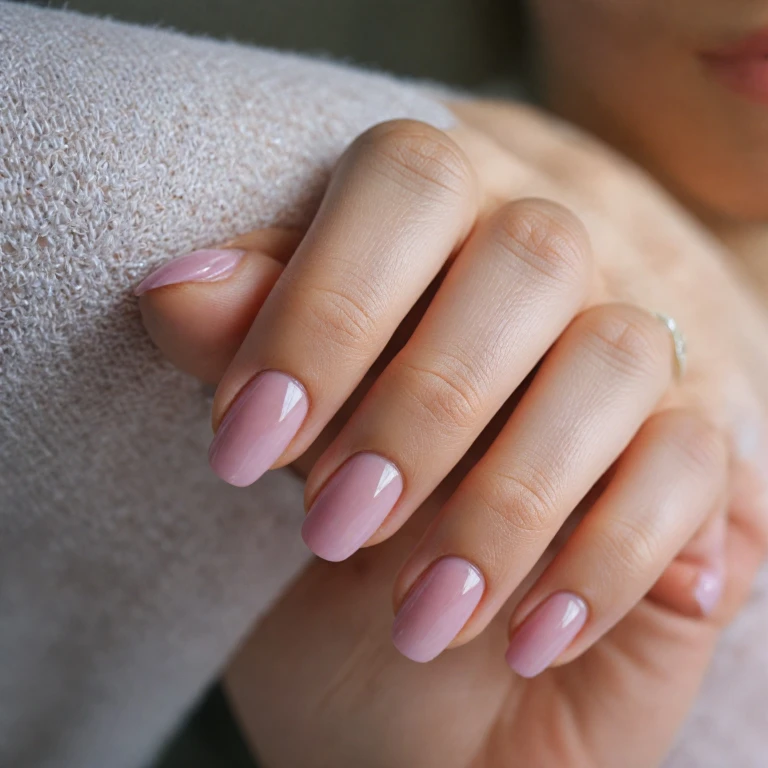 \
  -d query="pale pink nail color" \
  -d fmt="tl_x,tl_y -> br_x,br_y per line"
505,592 -> 588,678
392,557 -> 485,663
694,566 -> 724,616
208,371 -> 308,487
134,249 -> 244,295
302,453 -> 403,562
